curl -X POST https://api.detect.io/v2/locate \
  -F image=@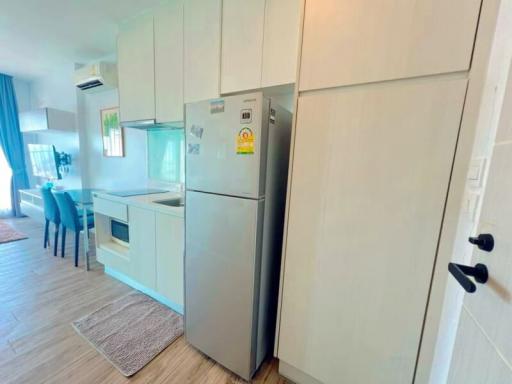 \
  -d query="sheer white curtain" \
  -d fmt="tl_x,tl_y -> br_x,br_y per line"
0,147 -> 12,216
